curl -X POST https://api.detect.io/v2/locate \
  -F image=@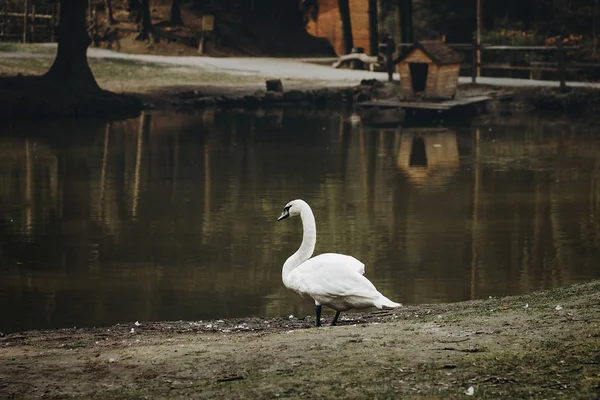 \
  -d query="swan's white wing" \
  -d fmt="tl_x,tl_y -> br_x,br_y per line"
310,253 -> 365,275
287,257 -> 380,310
